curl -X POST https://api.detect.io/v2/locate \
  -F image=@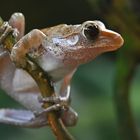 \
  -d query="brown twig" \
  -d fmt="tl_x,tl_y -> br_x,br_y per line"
114,52 -> 139,140
0,17 -> 74,140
